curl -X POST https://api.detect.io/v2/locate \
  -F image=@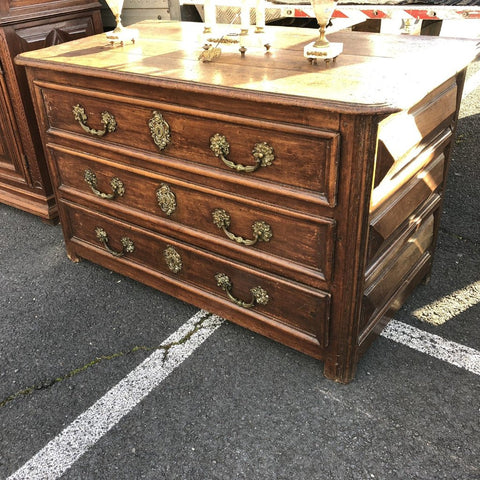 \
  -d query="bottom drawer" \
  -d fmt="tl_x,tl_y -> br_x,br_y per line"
61,201 -> 331,349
